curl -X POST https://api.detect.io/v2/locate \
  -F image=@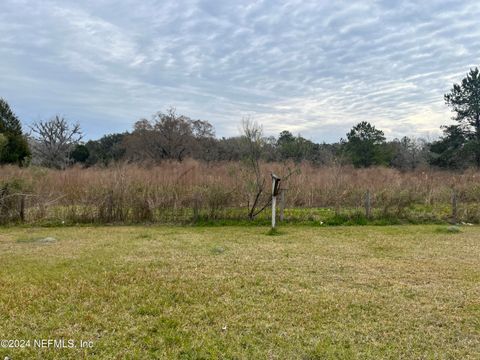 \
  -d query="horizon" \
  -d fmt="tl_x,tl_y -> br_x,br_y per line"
2,1 -> 480,142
